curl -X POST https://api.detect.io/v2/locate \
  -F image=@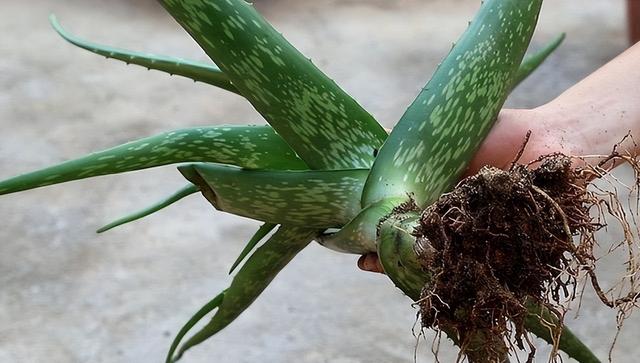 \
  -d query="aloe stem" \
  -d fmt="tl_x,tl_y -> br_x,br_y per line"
317,197 -> 405,254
